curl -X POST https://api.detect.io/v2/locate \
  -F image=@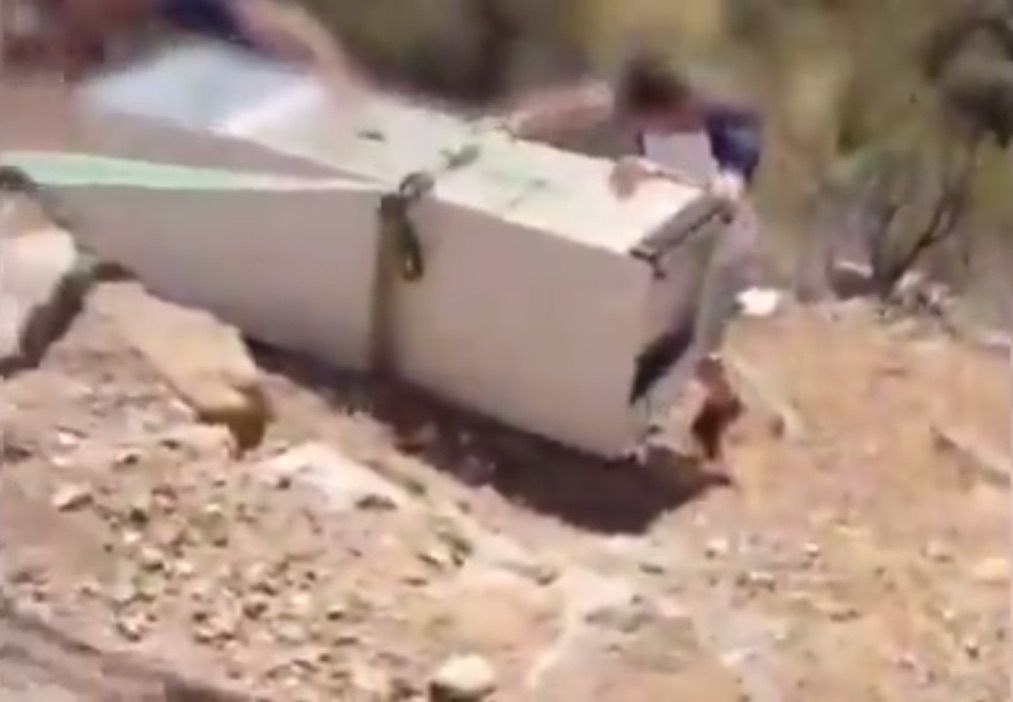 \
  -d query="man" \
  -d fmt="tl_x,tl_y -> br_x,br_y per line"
5,0 -> 363,95
498,51 -> 762,467
500,51 -> 761,197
